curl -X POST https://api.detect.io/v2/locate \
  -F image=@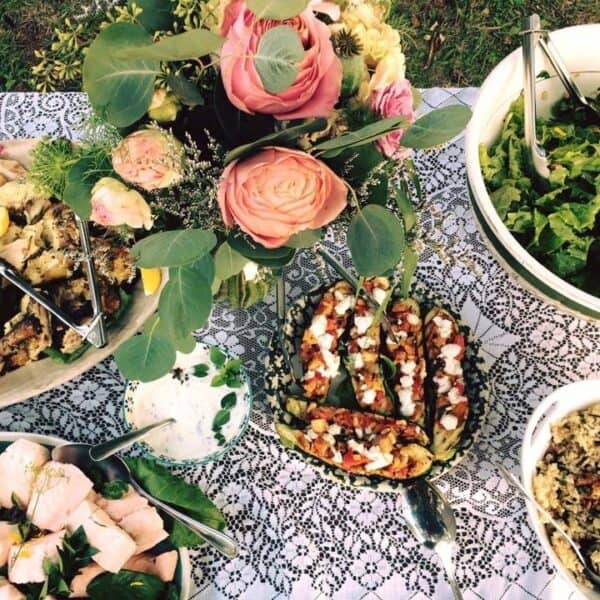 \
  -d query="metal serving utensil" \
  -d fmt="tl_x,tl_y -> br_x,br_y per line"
51,443 -> 239,559
400,479 -> 463,599
0,217 -> 107,348
496,462 -> 600,588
